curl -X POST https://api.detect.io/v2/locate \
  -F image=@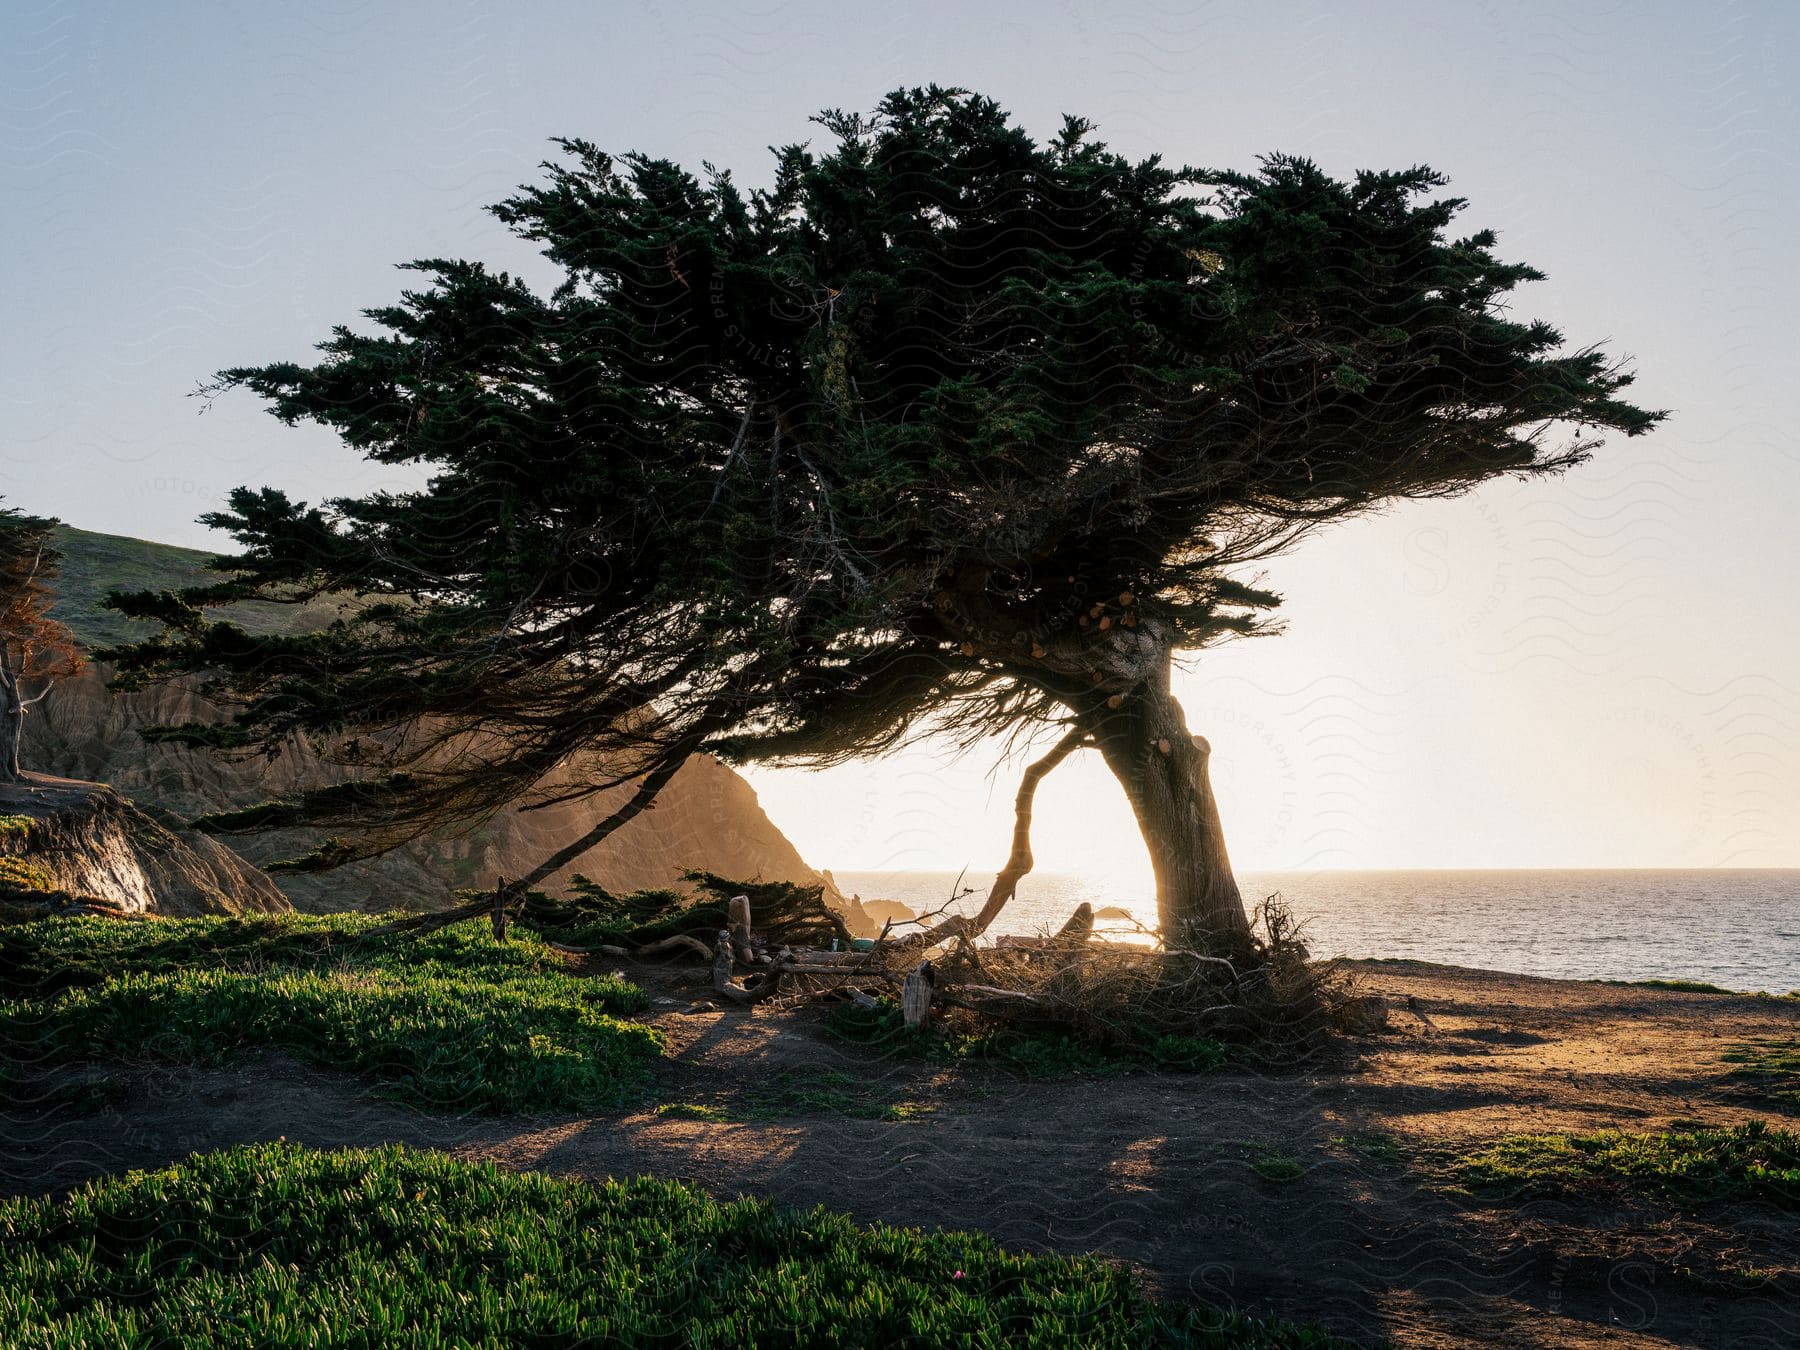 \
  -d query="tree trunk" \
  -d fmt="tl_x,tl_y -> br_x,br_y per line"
1091,656 -> 1252,956
0,671 -> 21,783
